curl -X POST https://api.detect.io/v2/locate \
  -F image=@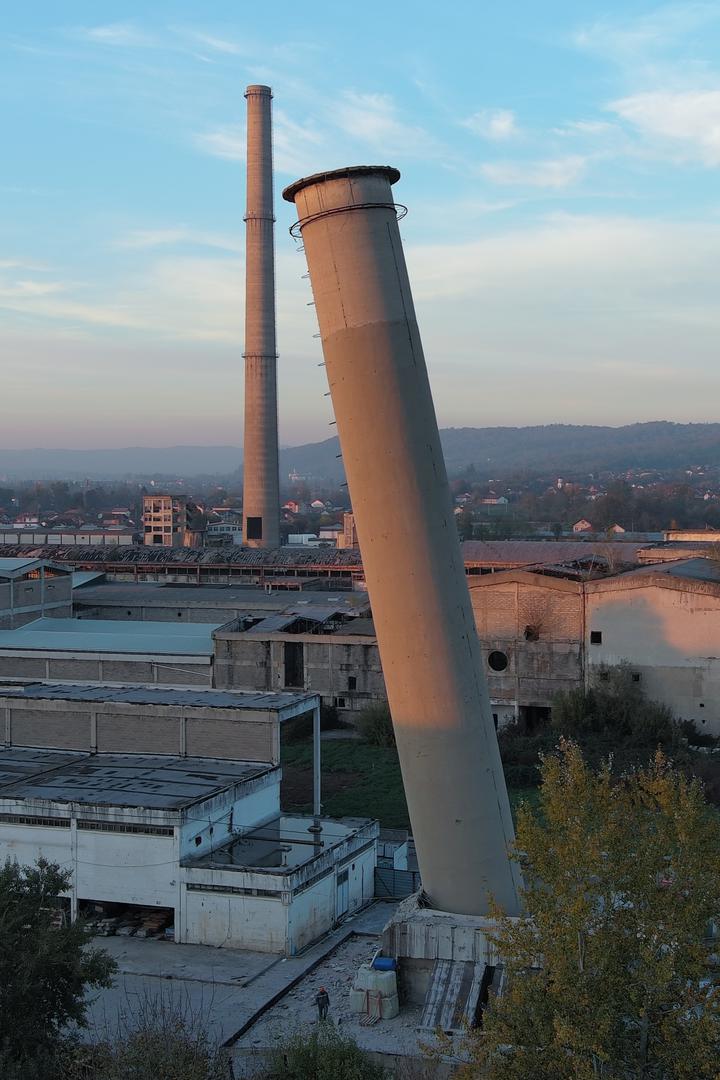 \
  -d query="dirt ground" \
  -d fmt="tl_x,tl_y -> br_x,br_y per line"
236,933 -> 428,1058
